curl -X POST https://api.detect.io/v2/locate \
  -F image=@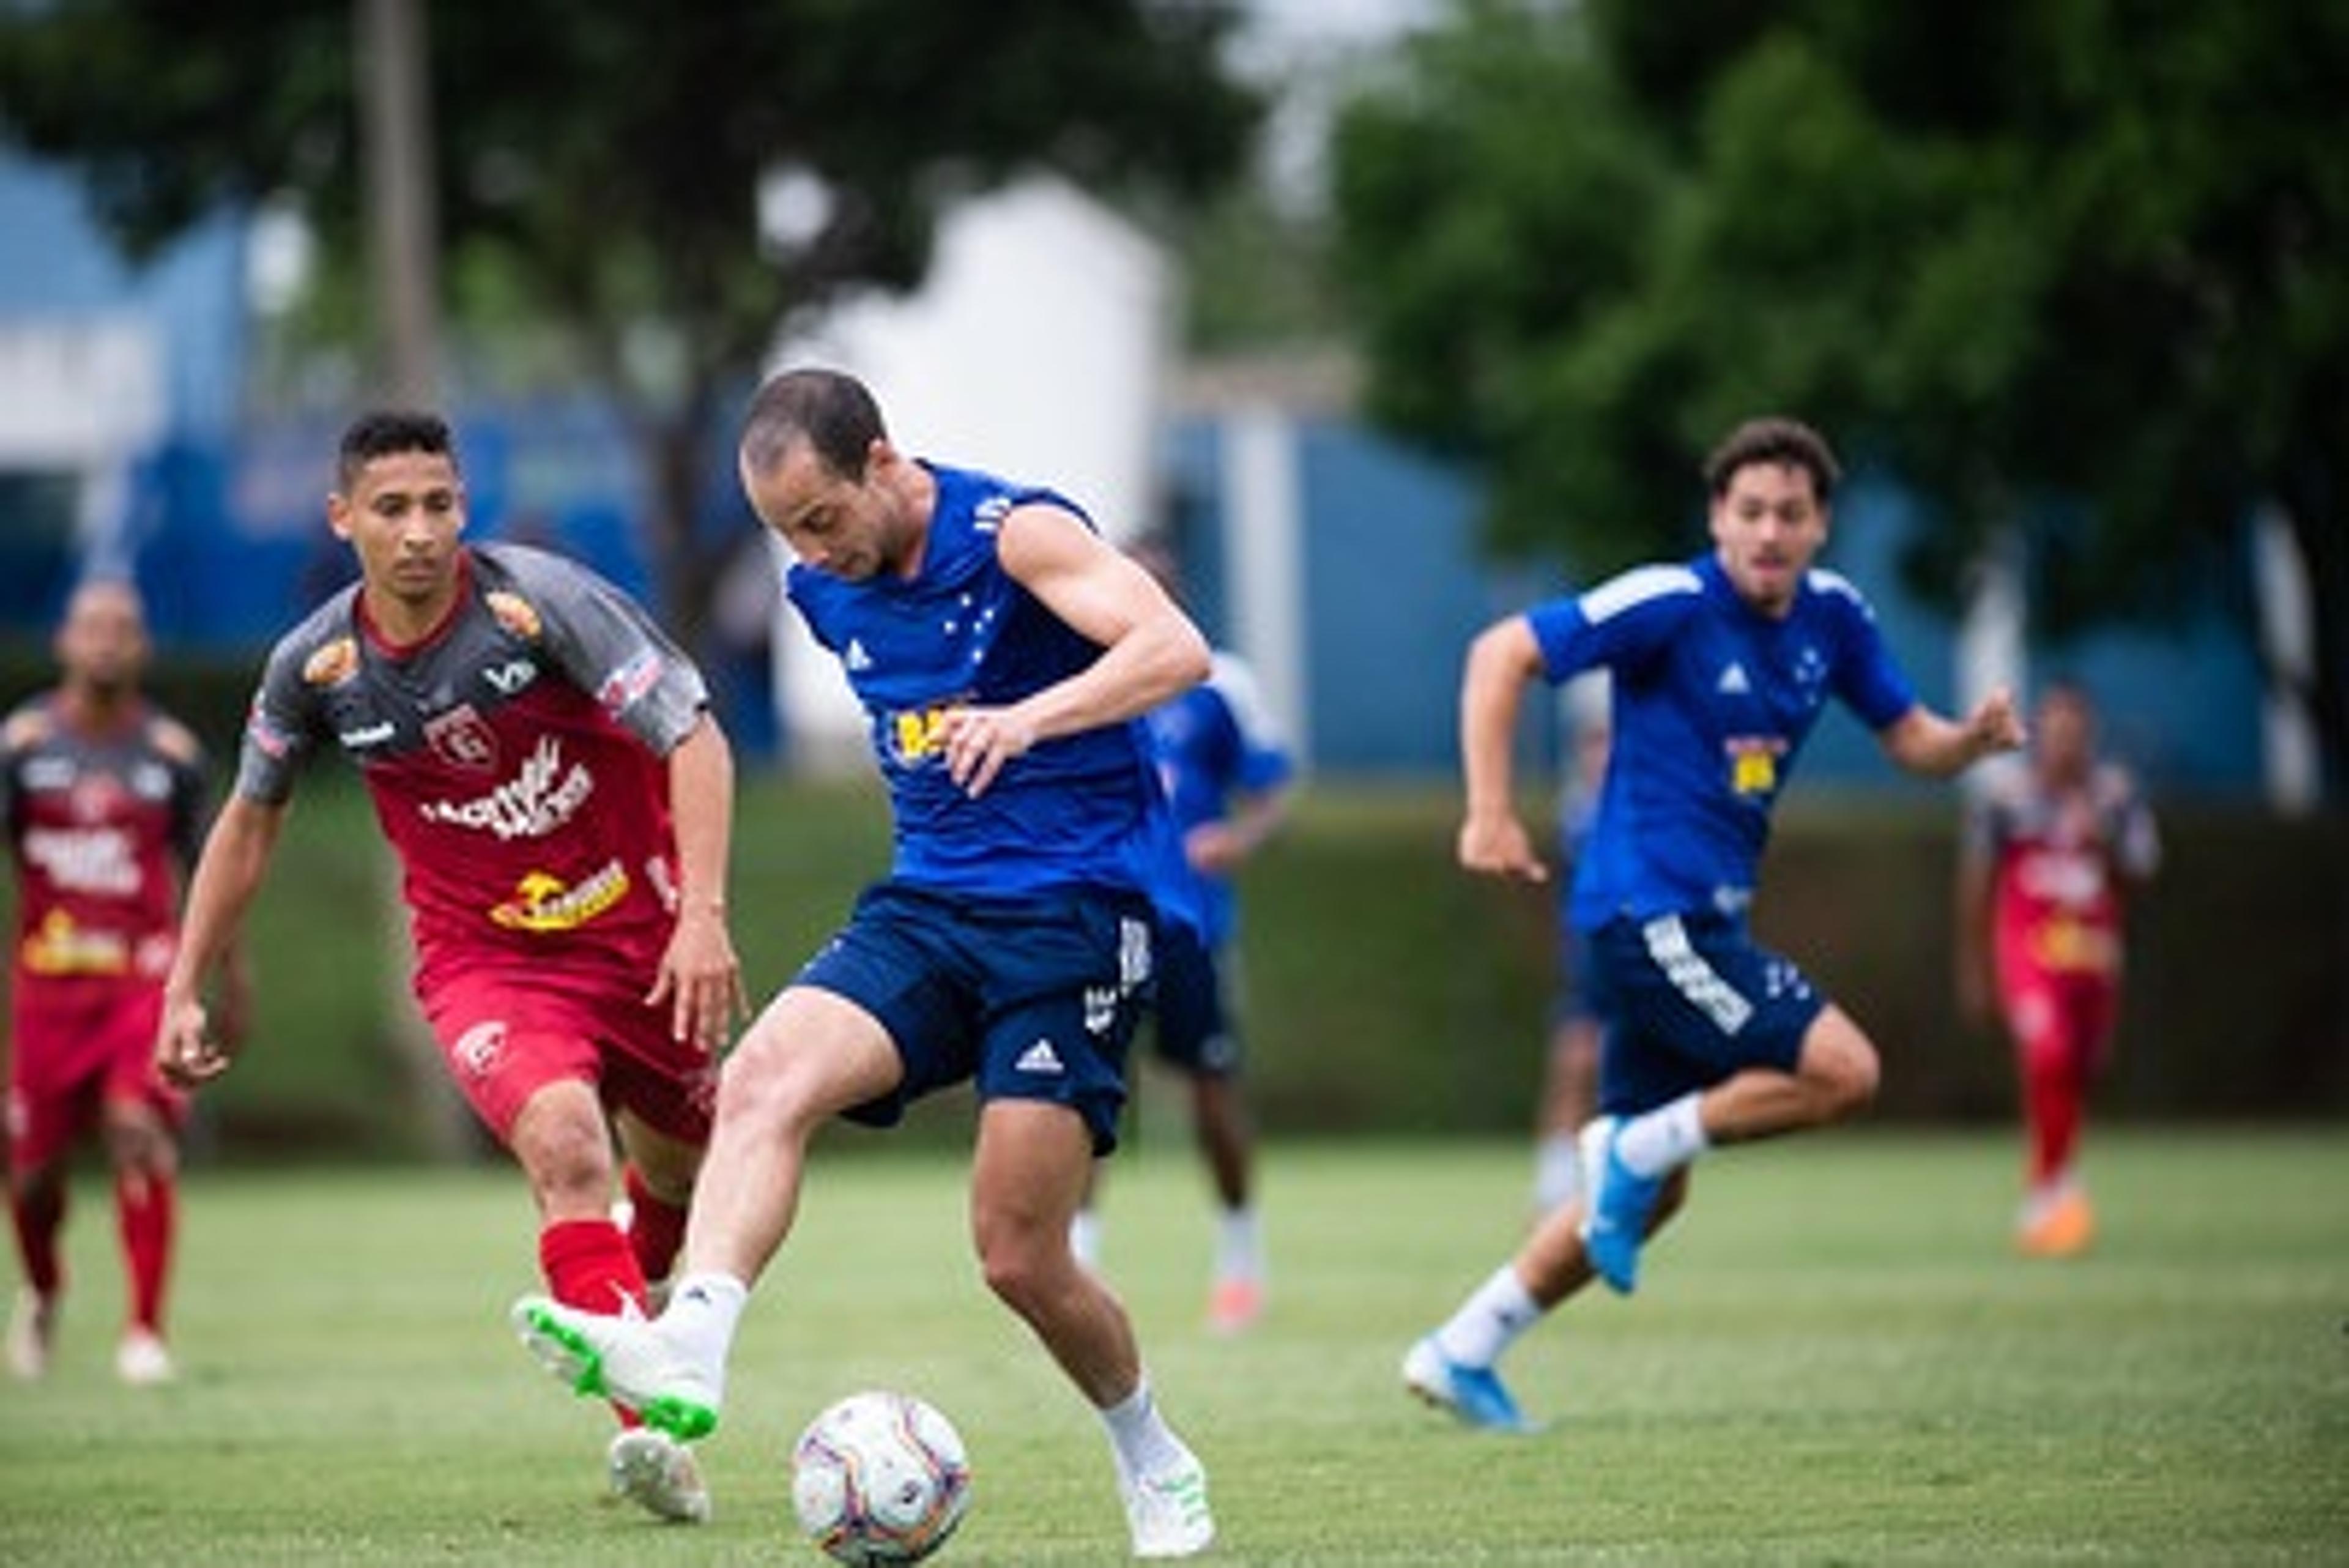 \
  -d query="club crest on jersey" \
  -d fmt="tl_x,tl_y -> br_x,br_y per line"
486,590 -> 543,640
490,862 -> 629,931
303,637 -> 360,687
424,705 -> 501,771
1724,736 -> 1787,797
